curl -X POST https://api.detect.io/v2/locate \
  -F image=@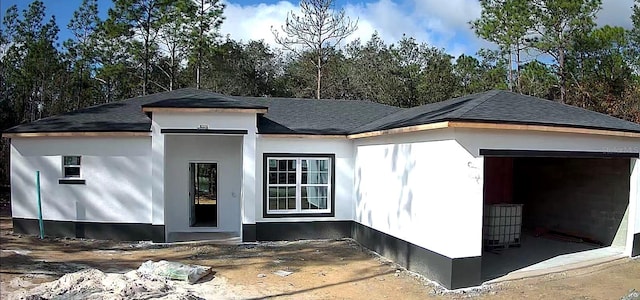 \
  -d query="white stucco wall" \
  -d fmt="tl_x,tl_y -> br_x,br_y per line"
354,129 -> 485,259
255,137 -> 355,222
10,137 -> 152,224
151,112 -> 257,233
454,128 -> 640,156
628,159 -> 639,256
164,134 -> 243,233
